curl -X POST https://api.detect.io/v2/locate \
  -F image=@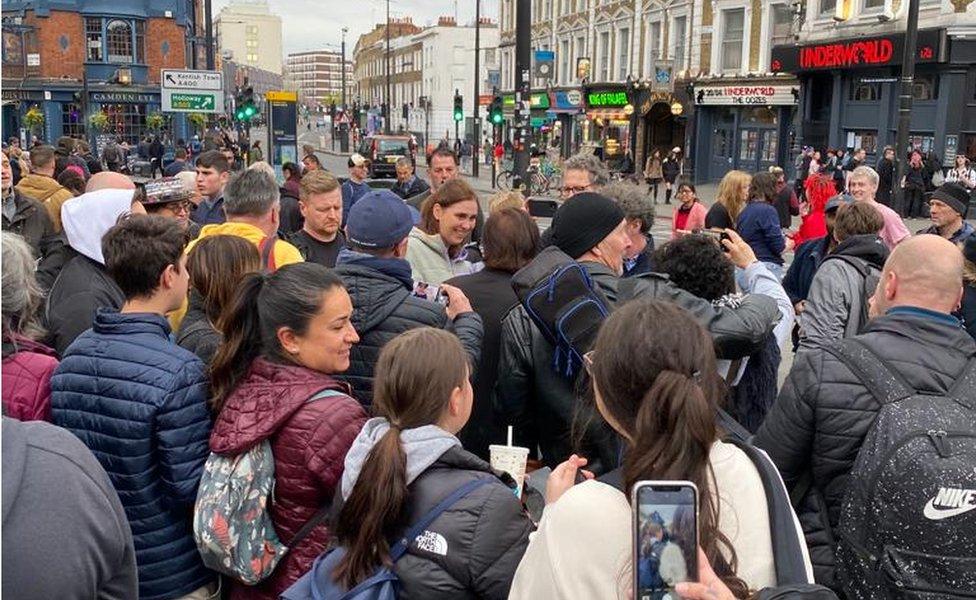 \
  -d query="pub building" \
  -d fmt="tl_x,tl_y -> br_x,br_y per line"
690,77 -> 800,184
770,28 -> 976,168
